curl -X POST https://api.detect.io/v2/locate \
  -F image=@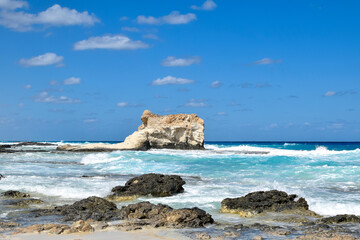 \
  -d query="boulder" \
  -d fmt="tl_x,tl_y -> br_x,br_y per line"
319,215 -> 360,224
221,190 -> 317,217
33,196 -> 118,221
1,190 -> 30,198
57,110 -> 205,151
118,201 -> 214,228
108,173 -> 185,200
